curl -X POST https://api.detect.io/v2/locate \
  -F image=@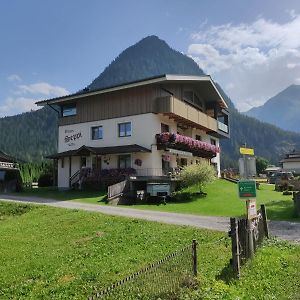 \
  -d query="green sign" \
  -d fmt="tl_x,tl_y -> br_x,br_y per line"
238,180 -> 256,199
